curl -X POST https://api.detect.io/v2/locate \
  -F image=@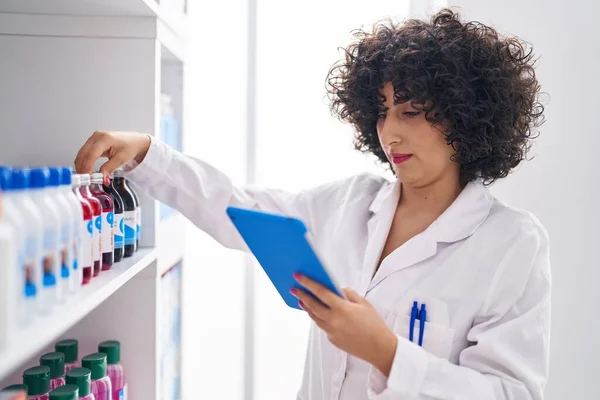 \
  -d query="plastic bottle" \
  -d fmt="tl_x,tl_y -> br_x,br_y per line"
47,168 -> 73,301
60,168 -> 83,291
55,339 -> 79,373
1,384 -> 28,400
78,175 -> 101,278
0,168 -> 35,326
128,183 -> 141,249
102,176 -> 124,263
81,354 -> 111,400
71,176 -> 93,285
28,168 -> 62,308
89,174 -> 114,270
23,366 -> 51,400
40,352 -> 66,390
112,171 -> 136,257
48,384 -> 79,400
98,341 -> 125,400
65,368 -> 95,400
